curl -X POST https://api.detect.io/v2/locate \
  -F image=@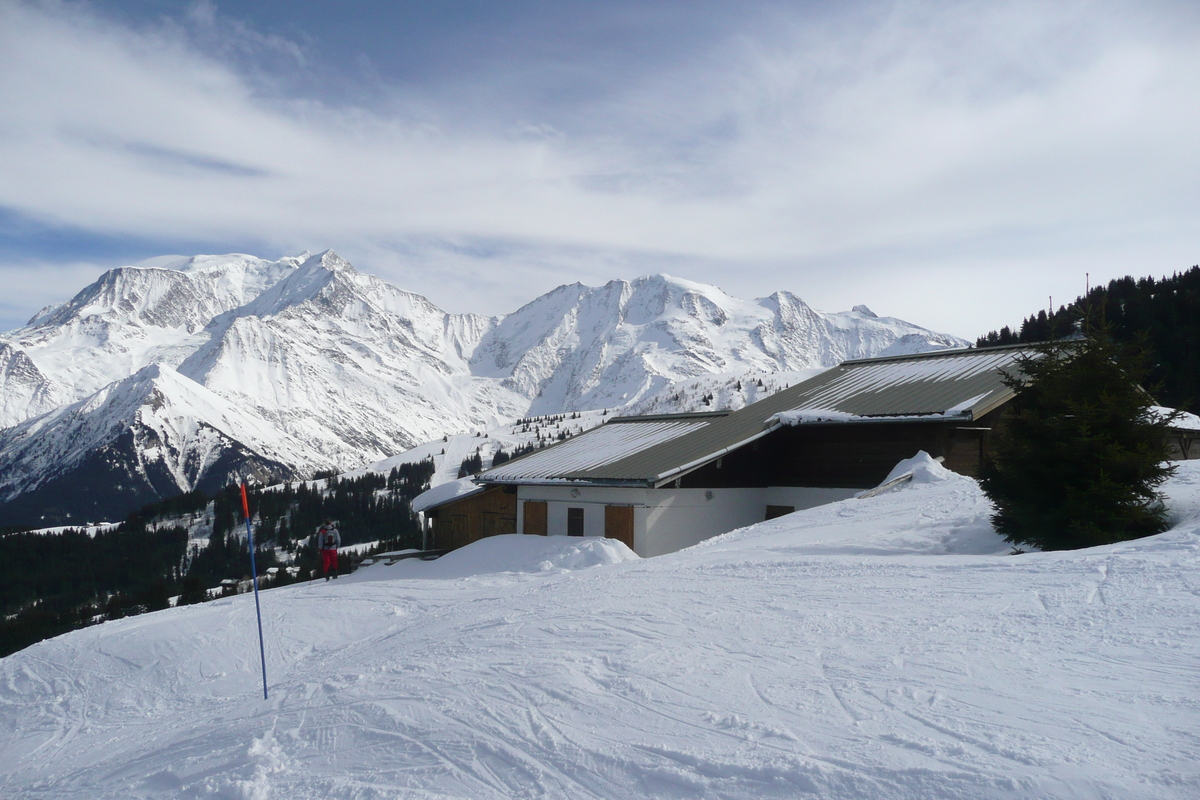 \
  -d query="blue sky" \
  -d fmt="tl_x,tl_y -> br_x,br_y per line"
0,0 -> 1197,336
